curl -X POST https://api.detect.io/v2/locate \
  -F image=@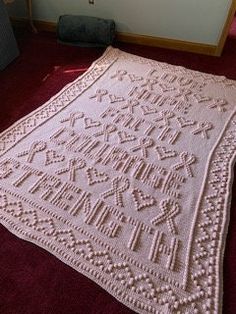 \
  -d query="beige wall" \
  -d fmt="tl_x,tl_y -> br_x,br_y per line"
7,0 -> 232,45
